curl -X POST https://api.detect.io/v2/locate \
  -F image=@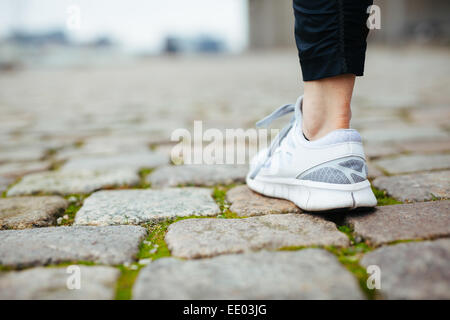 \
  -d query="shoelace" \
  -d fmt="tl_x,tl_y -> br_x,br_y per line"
249,96 -> 303,179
